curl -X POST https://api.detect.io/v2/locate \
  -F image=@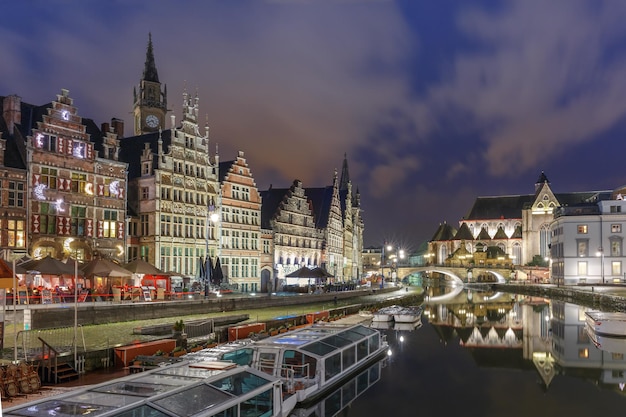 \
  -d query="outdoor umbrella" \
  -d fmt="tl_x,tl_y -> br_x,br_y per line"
81,258 -> 132,278
204,256 -> 213,296
22,255 -> 80,276
123,259 -> 164,275
212,257 -> 223,286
